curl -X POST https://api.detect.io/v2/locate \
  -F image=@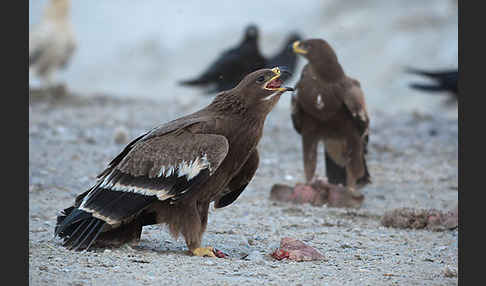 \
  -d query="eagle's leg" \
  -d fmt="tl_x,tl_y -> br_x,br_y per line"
345,168 -> 359,195
183,201 -> 217,257
302,132 -> 319,183
197,201 -> 210,238
345,137 -> 365,198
